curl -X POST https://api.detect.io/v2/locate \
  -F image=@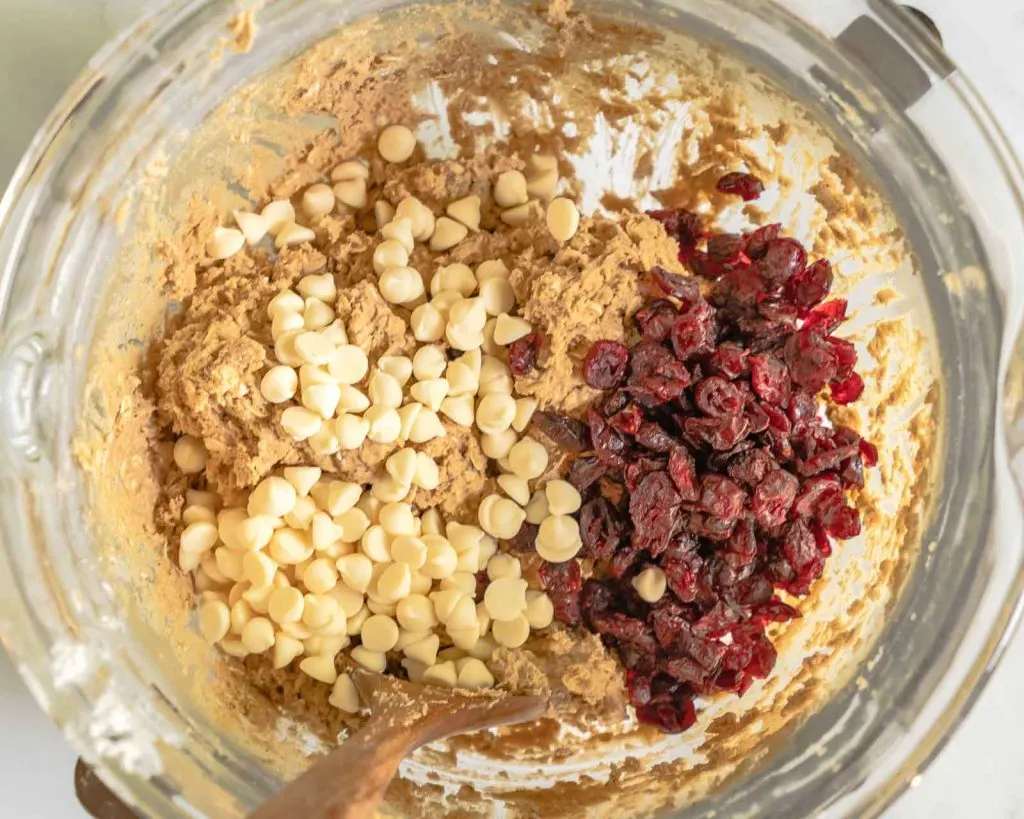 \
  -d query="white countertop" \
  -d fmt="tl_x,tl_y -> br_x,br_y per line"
1,1 -> 1022,816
